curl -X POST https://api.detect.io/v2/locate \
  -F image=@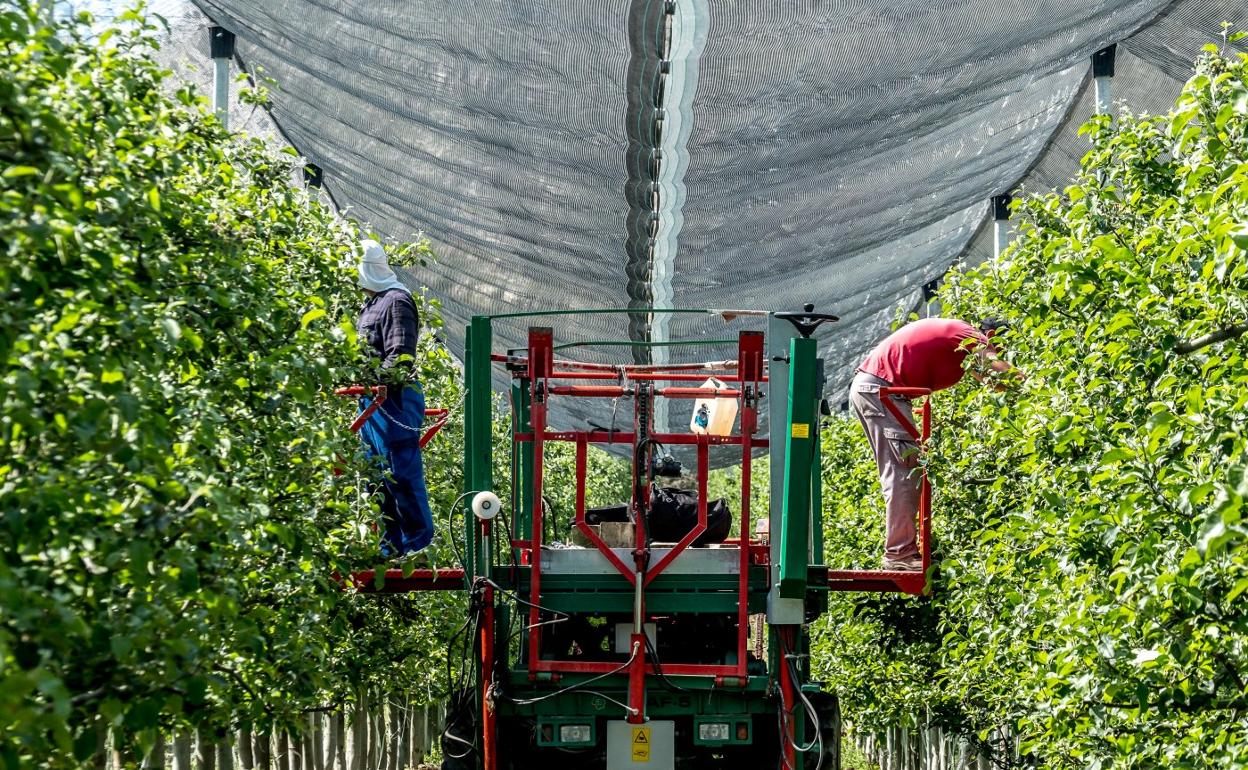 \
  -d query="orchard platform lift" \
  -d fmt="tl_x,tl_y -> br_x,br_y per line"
344,308 -> 934,770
